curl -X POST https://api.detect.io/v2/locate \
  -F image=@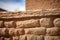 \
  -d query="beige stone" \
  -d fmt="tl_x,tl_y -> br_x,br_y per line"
8,28 -> 24,36
13,28 -> 25,36
53,18 -> 60,27
46,28 -> 60,36
19,35 -> 26,40
25,27 -> 46,35
0,21 -> 3,28
26,0 -> 60,10
45,36 -> 60,40
0,28 -> 6,36
4,21 -> 15,28
16,19 -> 39,28
40,18 -> 53,27
27,35 -> 44,40
12,36 -> 19,40
27,35 -> 36,40
4,38 -> 11,40
8,28 -> 15,36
